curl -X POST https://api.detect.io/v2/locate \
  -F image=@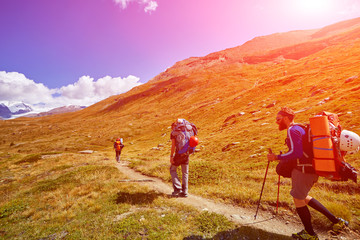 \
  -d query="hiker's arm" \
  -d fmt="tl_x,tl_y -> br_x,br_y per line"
277,127 -> 303,161
170,139 -> 176,164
